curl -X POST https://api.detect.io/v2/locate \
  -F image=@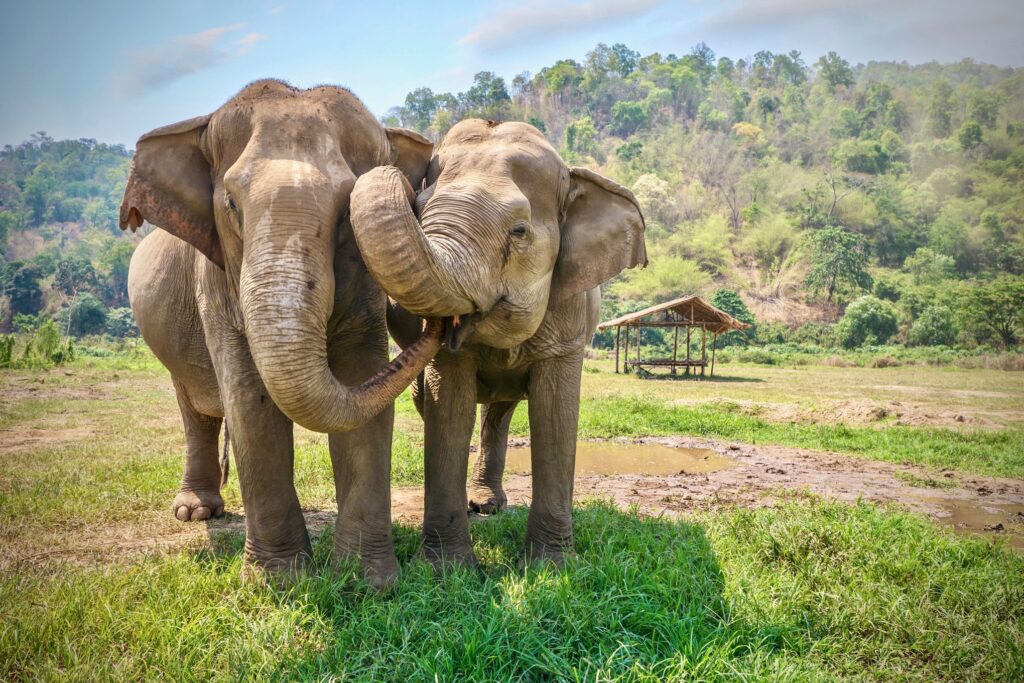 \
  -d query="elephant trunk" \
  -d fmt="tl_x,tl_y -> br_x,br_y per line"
350,166 -> 482,318
240,181 -> 440,433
